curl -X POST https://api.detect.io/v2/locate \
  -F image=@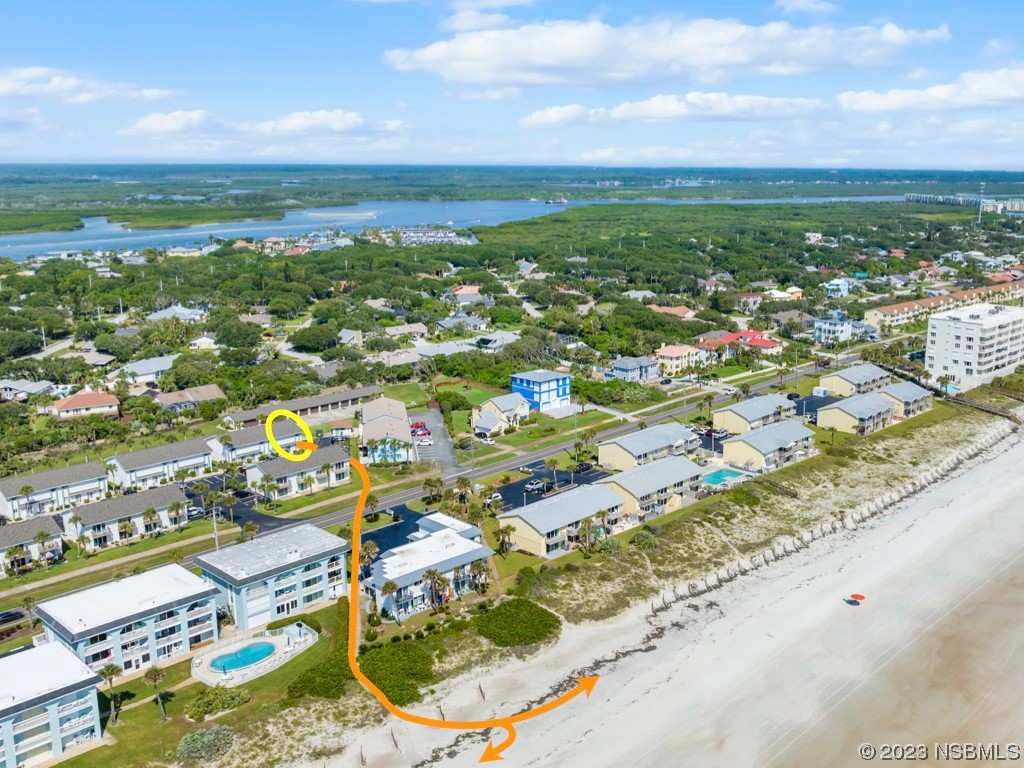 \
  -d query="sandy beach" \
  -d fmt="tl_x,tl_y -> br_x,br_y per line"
323,428 -> 1024,768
